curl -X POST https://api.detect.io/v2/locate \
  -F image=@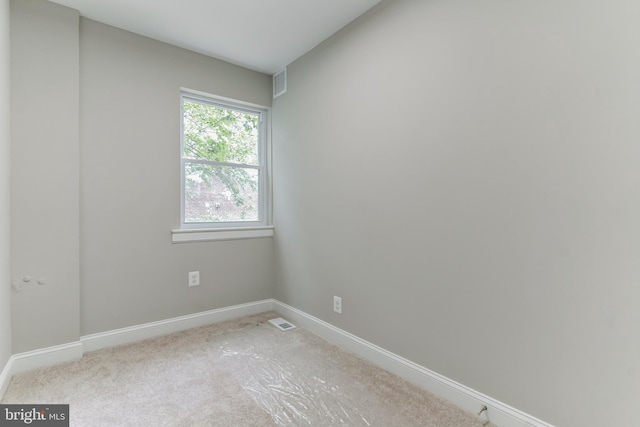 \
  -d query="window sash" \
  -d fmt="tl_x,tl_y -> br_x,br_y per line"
180,91 -> 268,229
